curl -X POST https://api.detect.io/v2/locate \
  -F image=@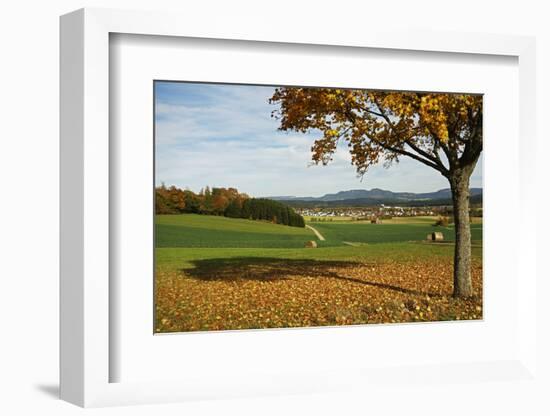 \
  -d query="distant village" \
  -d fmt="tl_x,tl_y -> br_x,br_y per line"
296,205 -> 451,220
